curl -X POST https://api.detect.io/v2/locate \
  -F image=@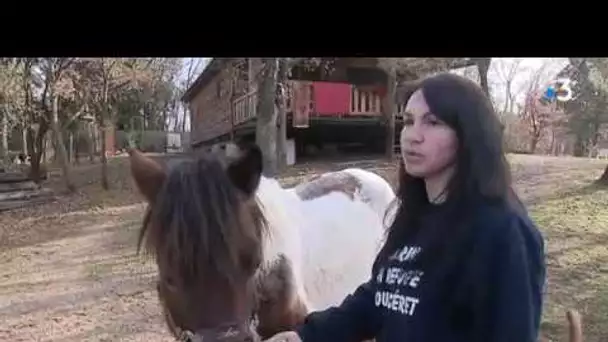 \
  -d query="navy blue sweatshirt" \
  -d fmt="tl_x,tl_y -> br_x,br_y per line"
295,200 -> 546,342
